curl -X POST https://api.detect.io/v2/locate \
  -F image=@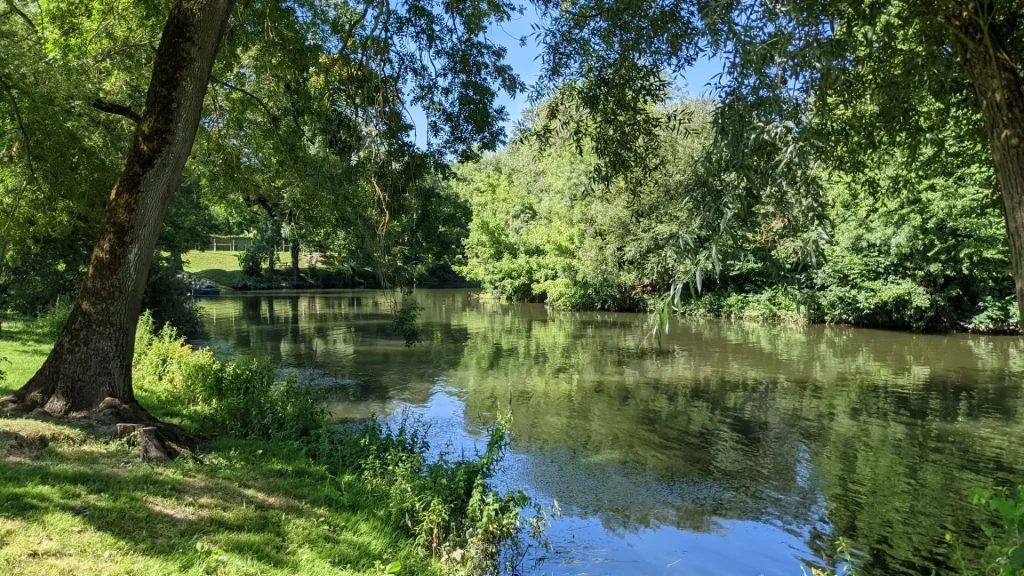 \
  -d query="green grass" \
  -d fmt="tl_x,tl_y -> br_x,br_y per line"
182,251 -> 300,289
0,326 -> 438,576
0,321 -> 52,393
0,420 -> 435,576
